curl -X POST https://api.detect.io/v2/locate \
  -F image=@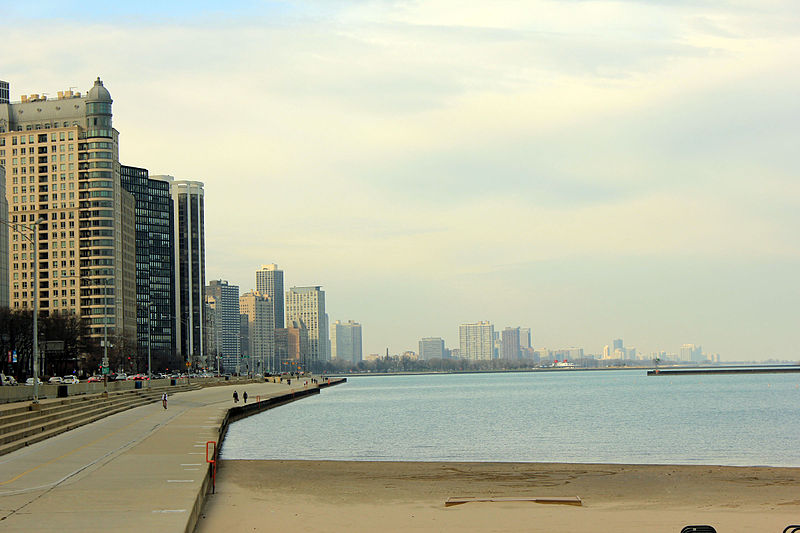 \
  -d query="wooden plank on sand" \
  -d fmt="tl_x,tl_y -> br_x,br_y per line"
445,496 -> 582,507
